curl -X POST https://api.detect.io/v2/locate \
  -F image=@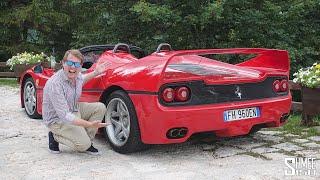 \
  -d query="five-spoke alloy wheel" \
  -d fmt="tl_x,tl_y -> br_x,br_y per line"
104,90 -> 149,154
23,78 -> 41,119
106,97 -> 131,146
